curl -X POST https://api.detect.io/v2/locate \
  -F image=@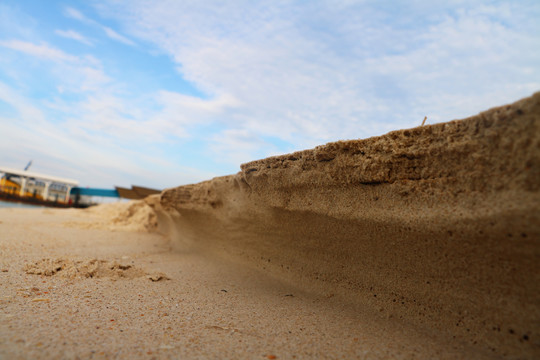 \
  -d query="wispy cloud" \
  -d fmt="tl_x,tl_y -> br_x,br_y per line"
102,26 -> 135,46
0,37 -> 110,95
100,0 -> 540,148
64,6 -> 136,47
64,7 -> 88,22
0,80 -> 214,188
55,29 -> 93,46
0,39 -> 79,62
209,129 -> 272,166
